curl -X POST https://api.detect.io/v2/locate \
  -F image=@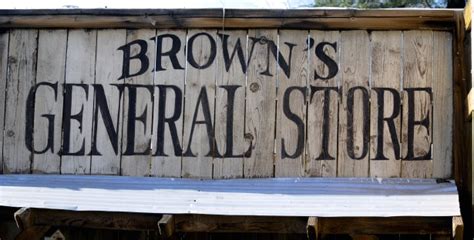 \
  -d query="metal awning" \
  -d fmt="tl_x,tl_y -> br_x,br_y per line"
0,175 -> 460,217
